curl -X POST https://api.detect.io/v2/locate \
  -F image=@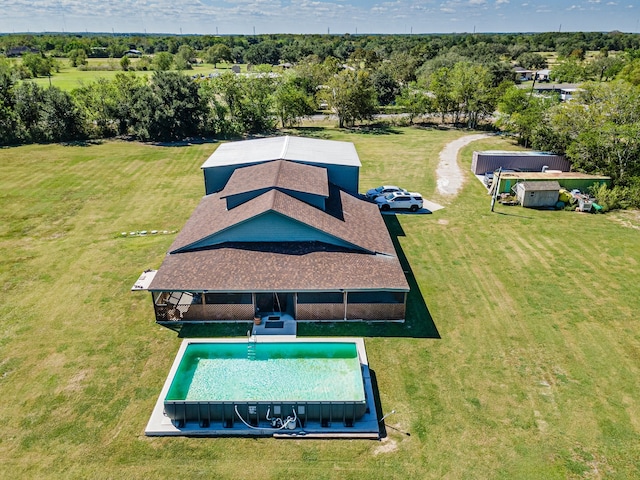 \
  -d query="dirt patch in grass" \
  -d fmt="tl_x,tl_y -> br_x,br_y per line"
609,210 -> 640,230
373,437 -> 399,455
